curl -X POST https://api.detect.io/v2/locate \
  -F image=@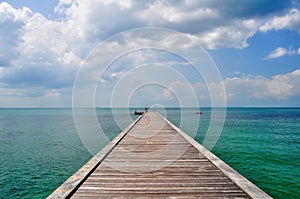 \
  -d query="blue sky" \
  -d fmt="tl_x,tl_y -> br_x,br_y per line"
0,0 -> 300,107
